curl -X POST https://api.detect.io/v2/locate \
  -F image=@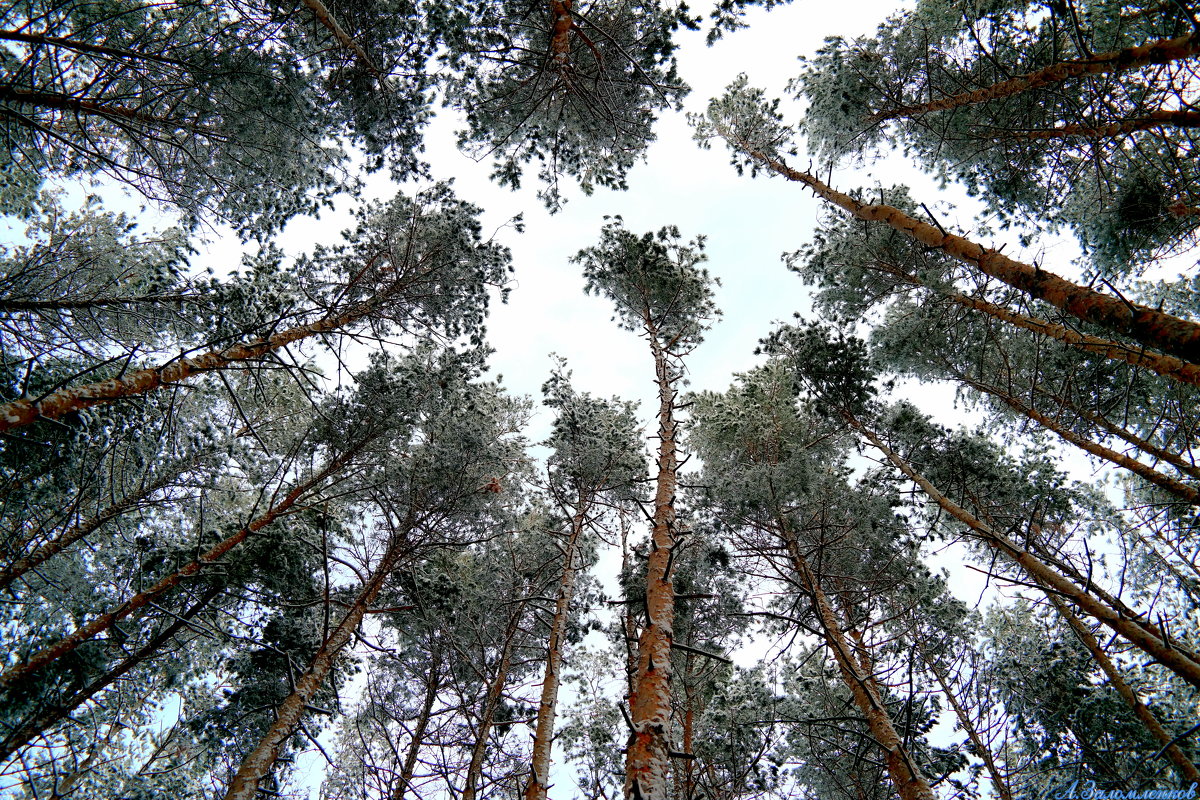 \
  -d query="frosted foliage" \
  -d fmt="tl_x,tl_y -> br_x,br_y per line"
693,76 -> 797,174
444,0 -> 688,210
575,217 -> 718,348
